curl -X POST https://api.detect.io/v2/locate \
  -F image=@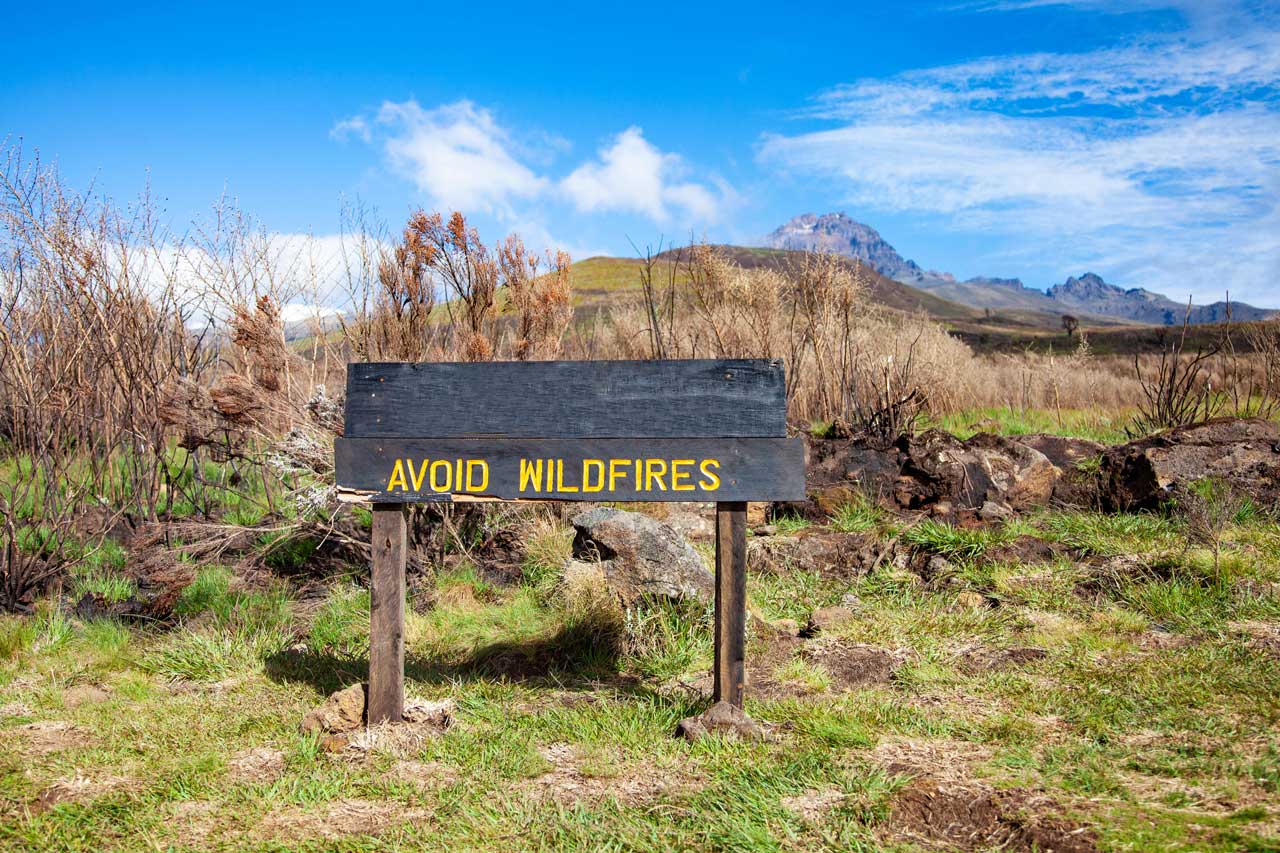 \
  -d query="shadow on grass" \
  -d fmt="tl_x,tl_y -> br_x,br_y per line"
264,620 -> 627,696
